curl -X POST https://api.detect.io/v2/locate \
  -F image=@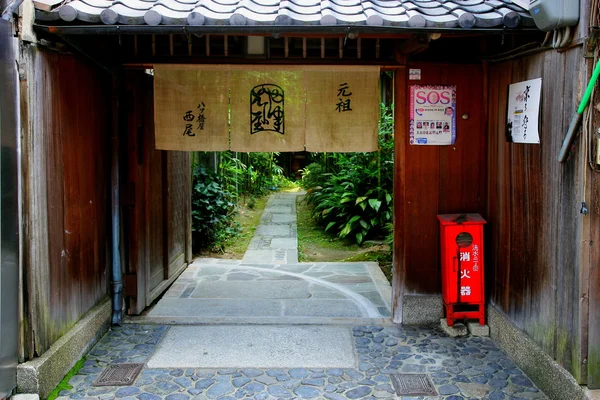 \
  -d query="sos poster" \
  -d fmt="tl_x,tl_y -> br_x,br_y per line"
409,85 -> 456,145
